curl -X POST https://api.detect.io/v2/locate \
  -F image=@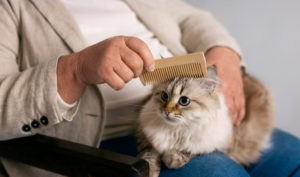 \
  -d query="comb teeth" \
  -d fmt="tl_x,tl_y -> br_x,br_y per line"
140,52 -> 207,85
